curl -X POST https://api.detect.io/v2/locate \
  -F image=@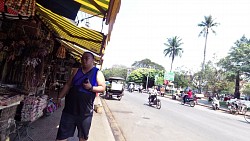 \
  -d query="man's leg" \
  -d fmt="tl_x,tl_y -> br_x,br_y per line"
78,115 -> 93,141
183,96 -> 186,104
56,112 -> 76,141
151,95 -> 155,102
79,138 -> 87,141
